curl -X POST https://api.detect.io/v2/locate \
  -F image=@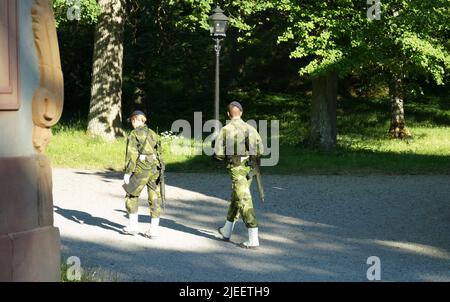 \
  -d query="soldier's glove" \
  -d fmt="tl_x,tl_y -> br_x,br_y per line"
123,174 -> 131,184
241,156 -> 249,163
